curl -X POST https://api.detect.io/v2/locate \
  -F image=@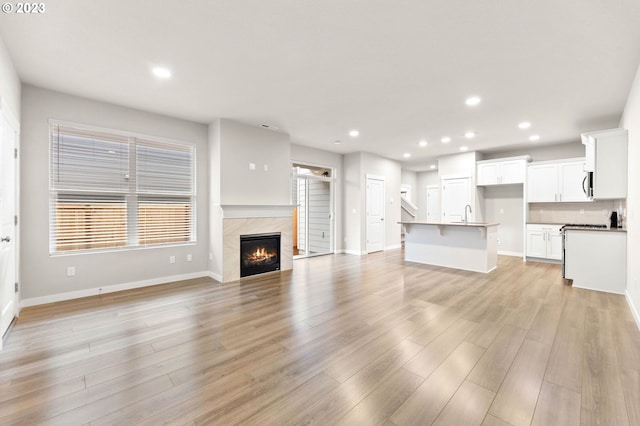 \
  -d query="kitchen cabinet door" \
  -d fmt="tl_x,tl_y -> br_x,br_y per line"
527,164 -> 557,202
477,163 -> 500,185
500,160 -> 525,184
526,230 -> 548,258
547,231 -> 563,260
558,161 -> 589,202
